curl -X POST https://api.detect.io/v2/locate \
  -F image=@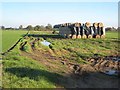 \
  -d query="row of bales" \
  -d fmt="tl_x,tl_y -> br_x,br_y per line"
54,22 -> 105,39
